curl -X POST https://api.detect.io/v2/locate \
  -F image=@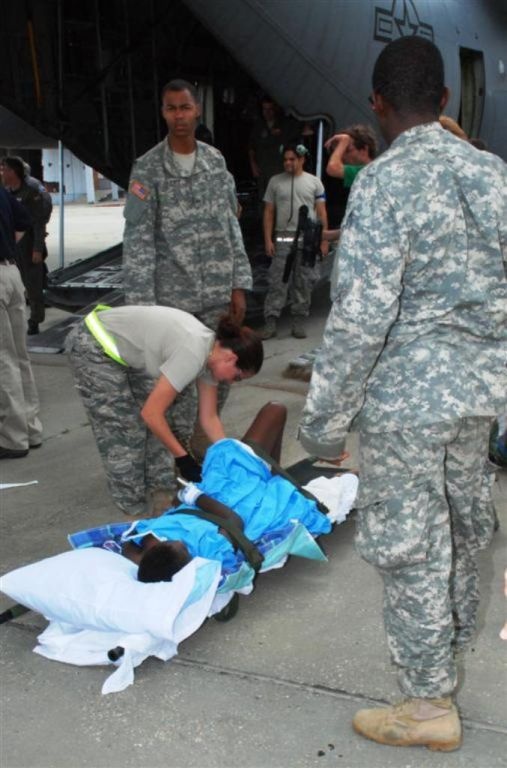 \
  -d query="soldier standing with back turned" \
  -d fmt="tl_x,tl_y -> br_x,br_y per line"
299,36 -> 507,751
